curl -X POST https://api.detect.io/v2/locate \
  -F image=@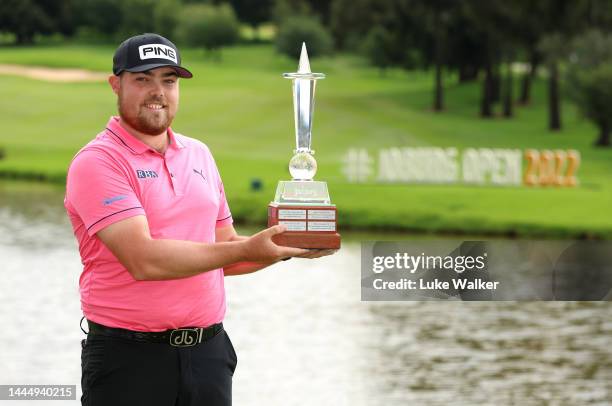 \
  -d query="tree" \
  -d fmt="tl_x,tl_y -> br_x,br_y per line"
273,0 -> 312,24
387,0 -> 459,112
539,34 -> 566,131
73,0 -> 122,40
38,0 -> 76,38
274,0 -> 332,26
275,15 -> 332,59
0,0 -> 58,44
585,0 -> 612,30
153,0 -> 181,39
535,0 -> 591,131
331,0 -> 603,125
502,56 -> 514,118
575,65 -> 612,146
512,0 -> 545,105
229,0 -> 273,40
462,1 -> 515,118
175,3 -> 240,58
567,30 -> 612,147
445,8 -> 487,83
362,25 -> 394,74
118,0 -> 157,38
329,0 -> 393,50
332,0 -> 465,111
418,1 -> 462,112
